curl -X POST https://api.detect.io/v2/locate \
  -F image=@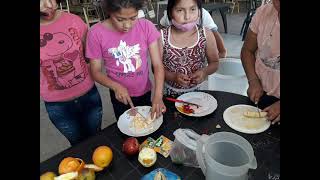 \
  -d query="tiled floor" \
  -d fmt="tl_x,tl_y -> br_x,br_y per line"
40,11 -> 247,163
